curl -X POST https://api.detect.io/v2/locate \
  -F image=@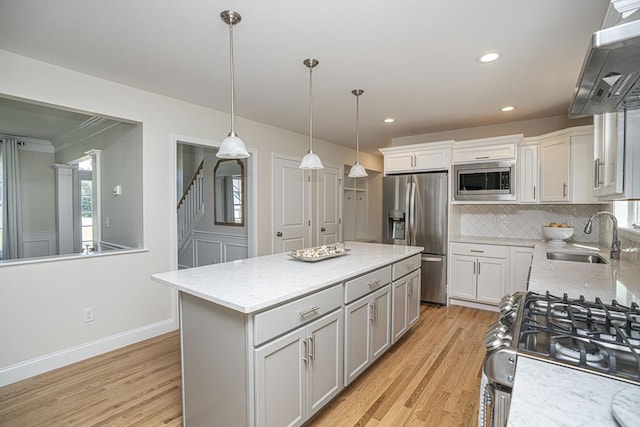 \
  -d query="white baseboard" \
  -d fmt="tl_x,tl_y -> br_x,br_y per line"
0,318 -> 178,387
